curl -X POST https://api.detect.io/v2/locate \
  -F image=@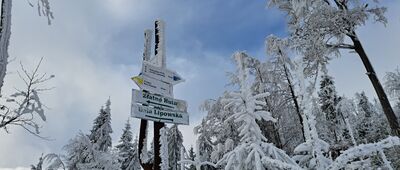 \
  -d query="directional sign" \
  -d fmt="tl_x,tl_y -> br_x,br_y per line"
142,61 -> 184,85
131,103 -> 189,125
132,89 -> 187,112
131,74 -> 173,97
